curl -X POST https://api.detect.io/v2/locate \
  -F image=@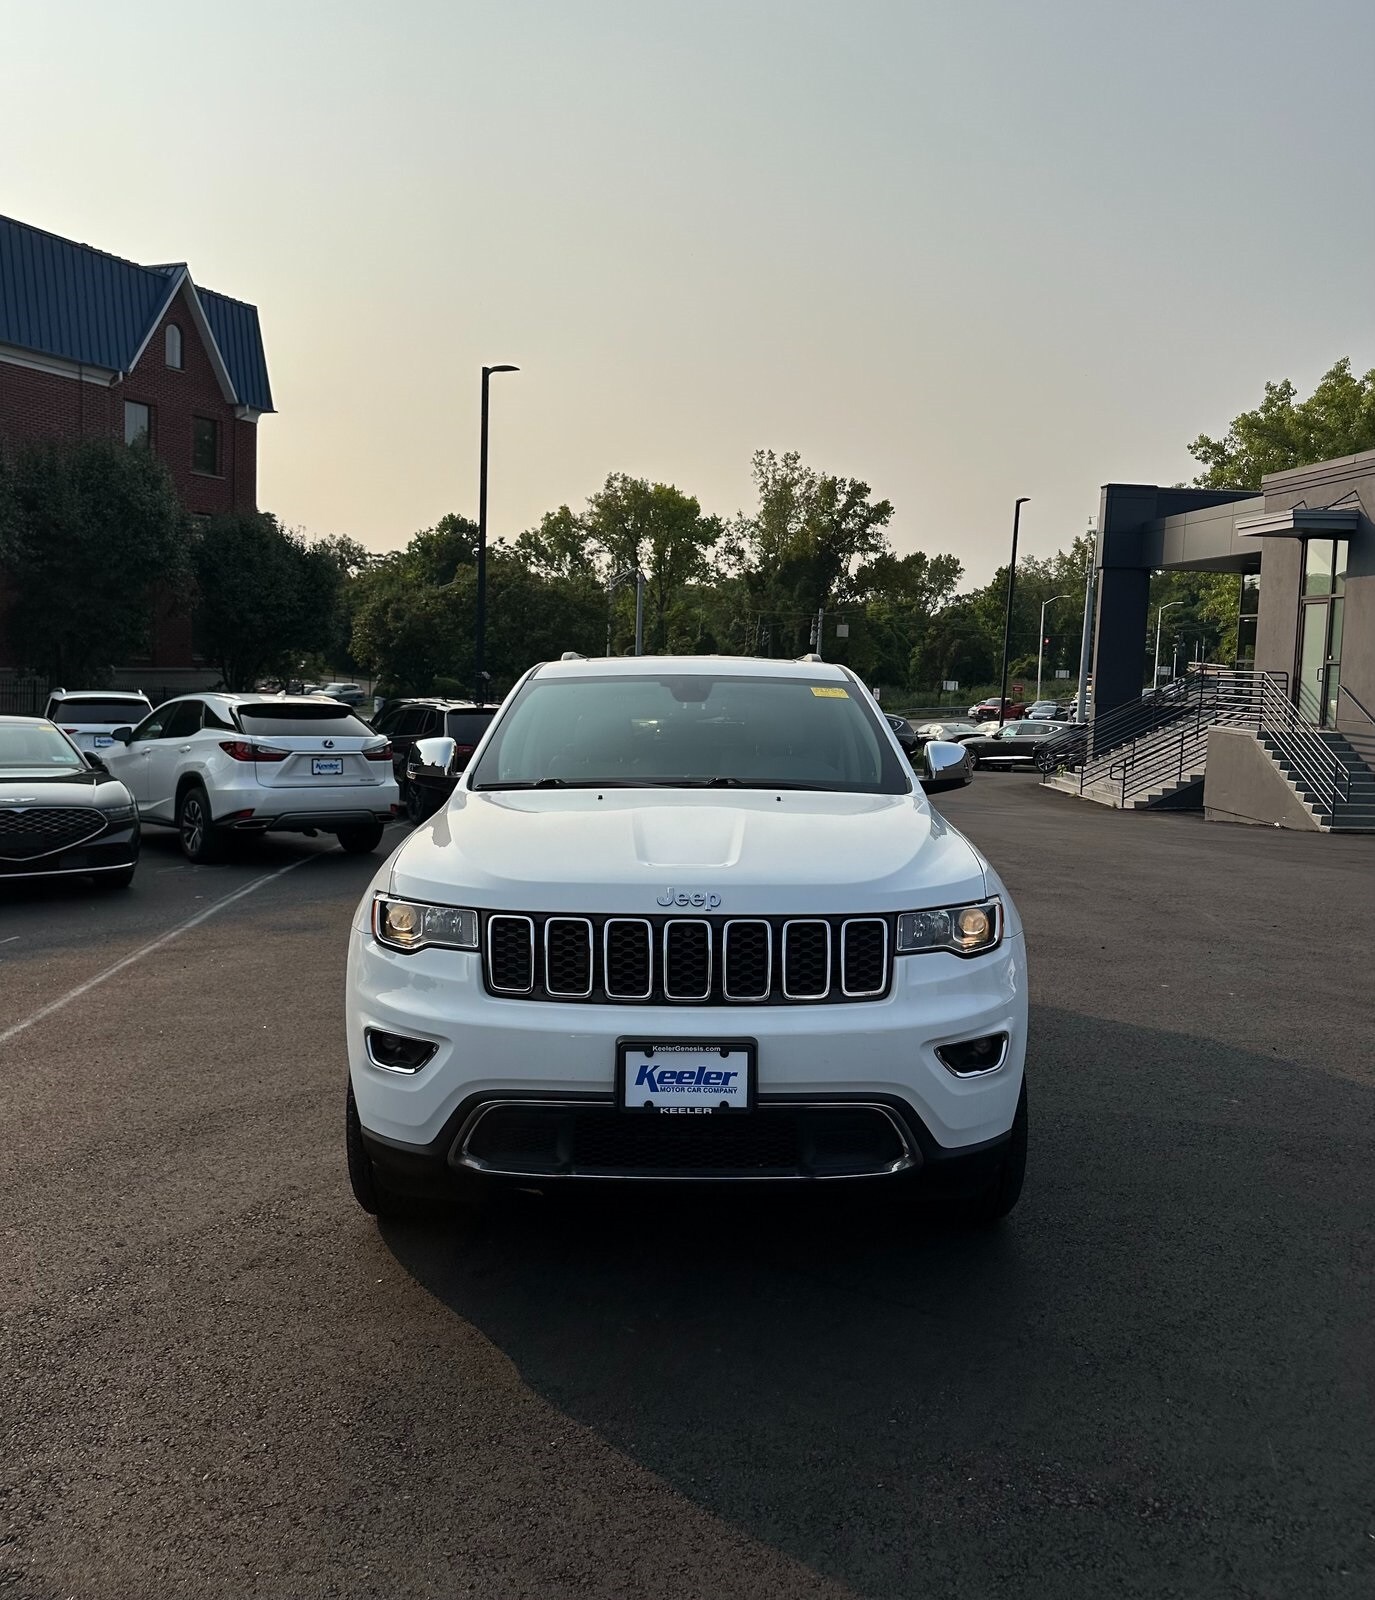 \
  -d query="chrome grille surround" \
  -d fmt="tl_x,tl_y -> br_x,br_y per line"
781,919 -> 832,1000
603,918 -> 653,1000
486,914 -> 535,994
662,919 -> 712,1001
481,913 -> 892,1005
841,917 -> 890,998
543,916 -> 594,998
721,919 -> 772,1002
